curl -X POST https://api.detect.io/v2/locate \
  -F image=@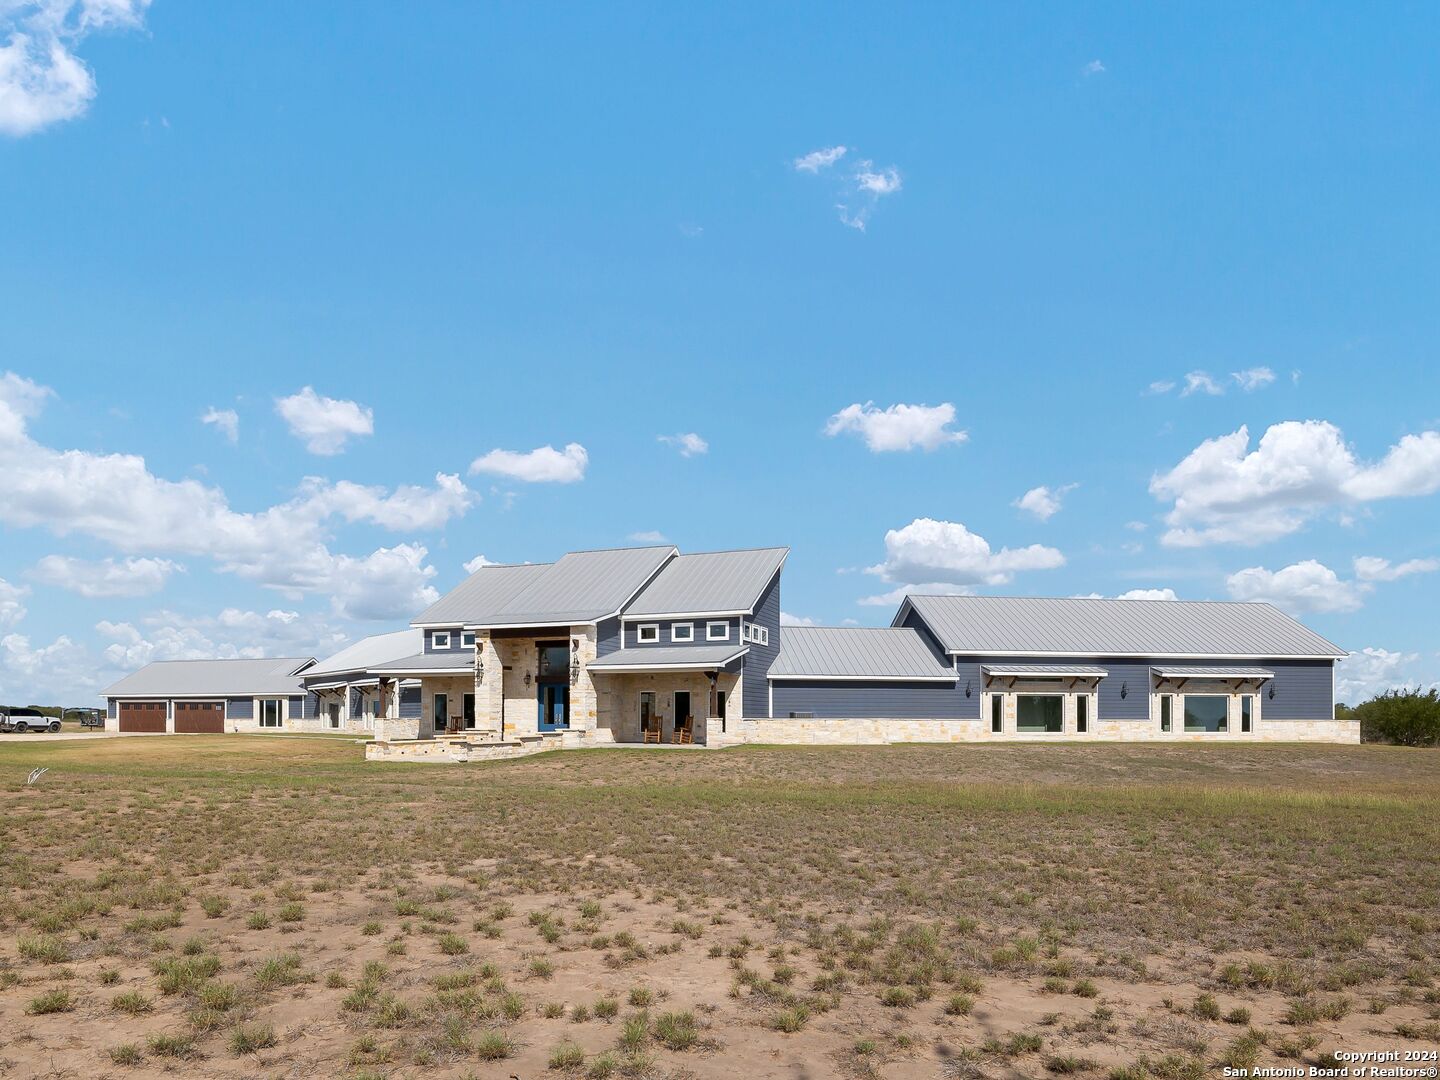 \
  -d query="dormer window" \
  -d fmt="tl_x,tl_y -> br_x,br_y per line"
637,624 -> 660,644
461,631 -> 476,648
706,621 -> 730,641
671,623 -> 694,643
432,631 -> 451,649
